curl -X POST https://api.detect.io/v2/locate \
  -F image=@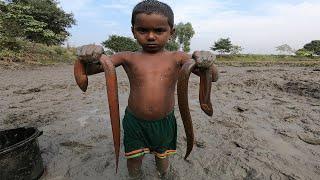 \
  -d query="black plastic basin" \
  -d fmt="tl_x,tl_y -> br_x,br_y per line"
0,127 -> 44,180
